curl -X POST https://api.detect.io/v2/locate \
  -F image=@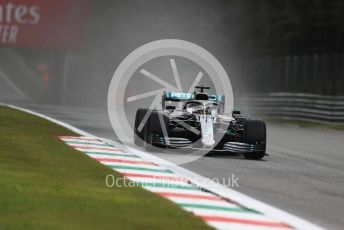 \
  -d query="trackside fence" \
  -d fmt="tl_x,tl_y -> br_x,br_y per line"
232,54 -> 344,96
235,92 -> 344,124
